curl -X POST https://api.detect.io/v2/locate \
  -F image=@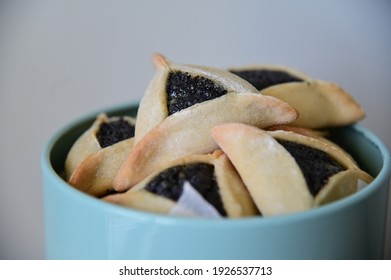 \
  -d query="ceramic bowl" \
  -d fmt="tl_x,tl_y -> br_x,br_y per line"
41,103 -> 391,259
